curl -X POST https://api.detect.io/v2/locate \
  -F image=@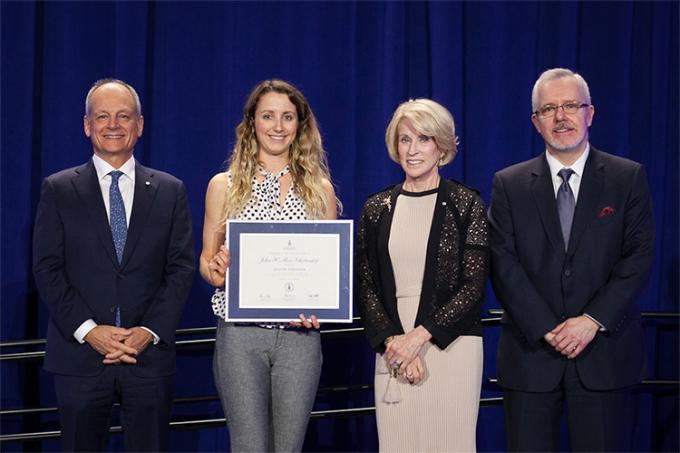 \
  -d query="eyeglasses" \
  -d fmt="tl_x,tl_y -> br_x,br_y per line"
534,102 -> 590,118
